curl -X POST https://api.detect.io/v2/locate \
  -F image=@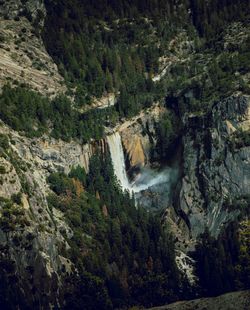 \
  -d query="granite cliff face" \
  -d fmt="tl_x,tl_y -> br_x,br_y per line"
118,103 -> 165,175
119,94 -> 250,250
0,120 -> 110,307
0,0 -> 64,96
170,94 -> 250,249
